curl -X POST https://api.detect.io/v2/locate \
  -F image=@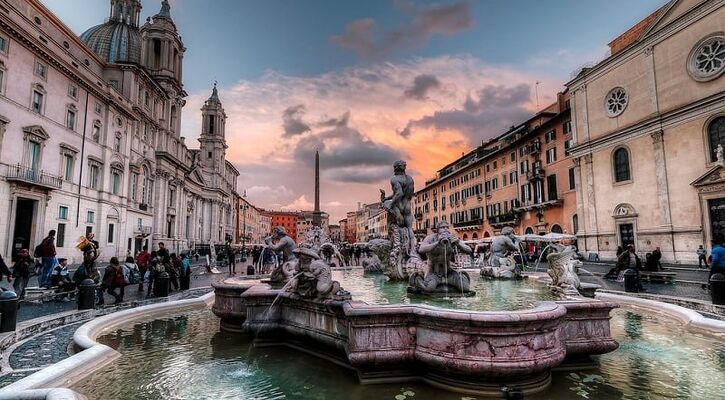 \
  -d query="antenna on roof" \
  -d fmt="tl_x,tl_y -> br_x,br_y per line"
535,81 -> 541,112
